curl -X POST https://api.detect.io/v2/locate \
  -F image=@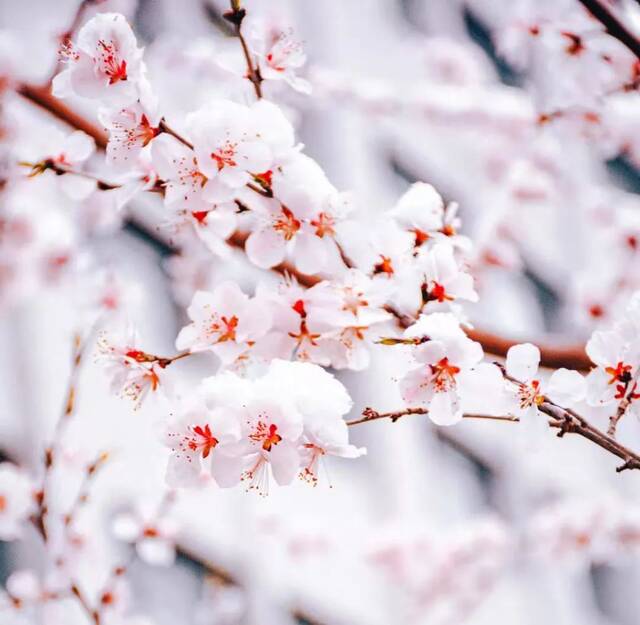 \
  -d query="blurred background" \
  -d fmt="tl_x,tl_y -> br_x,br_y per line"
3,0 -> 640,624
